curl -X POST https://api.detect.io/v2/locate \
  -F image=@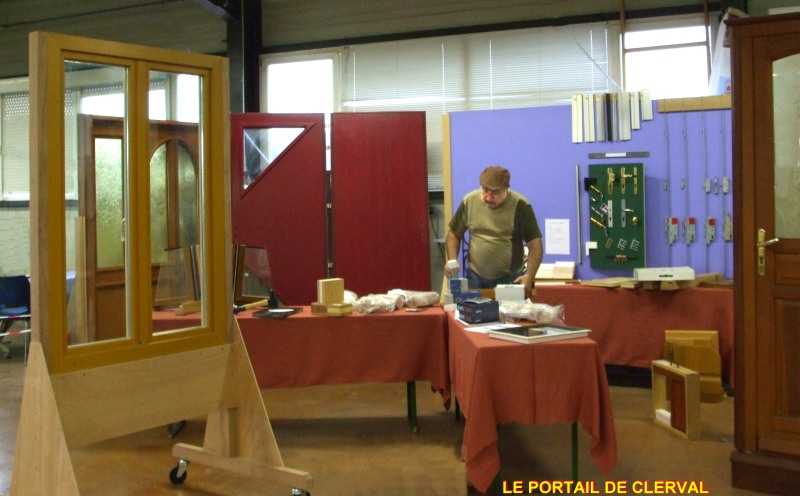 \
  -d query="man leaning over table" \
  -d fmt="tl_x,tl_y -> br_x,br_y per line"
444,165 -> 543,297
